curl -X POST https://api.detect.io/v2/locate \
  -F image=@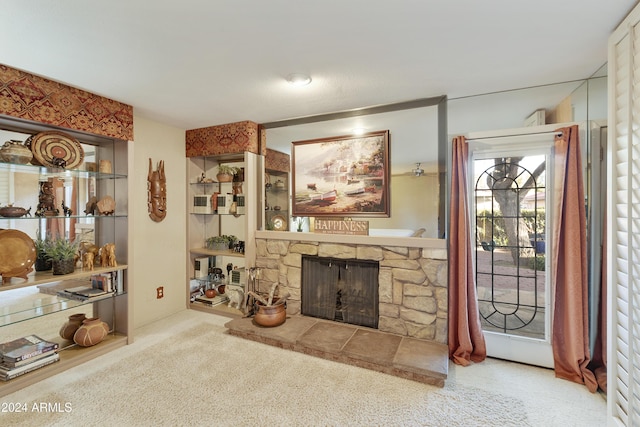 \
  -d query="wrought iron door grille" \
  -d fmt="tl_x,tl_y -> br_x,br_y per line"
474,160 -> 546,338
